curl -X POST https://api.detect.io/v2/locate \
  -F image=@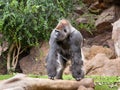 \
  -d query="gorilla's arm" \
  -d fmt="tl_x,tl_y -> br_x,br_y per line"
46,31 -> 58,79
70,30 -> 84,81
